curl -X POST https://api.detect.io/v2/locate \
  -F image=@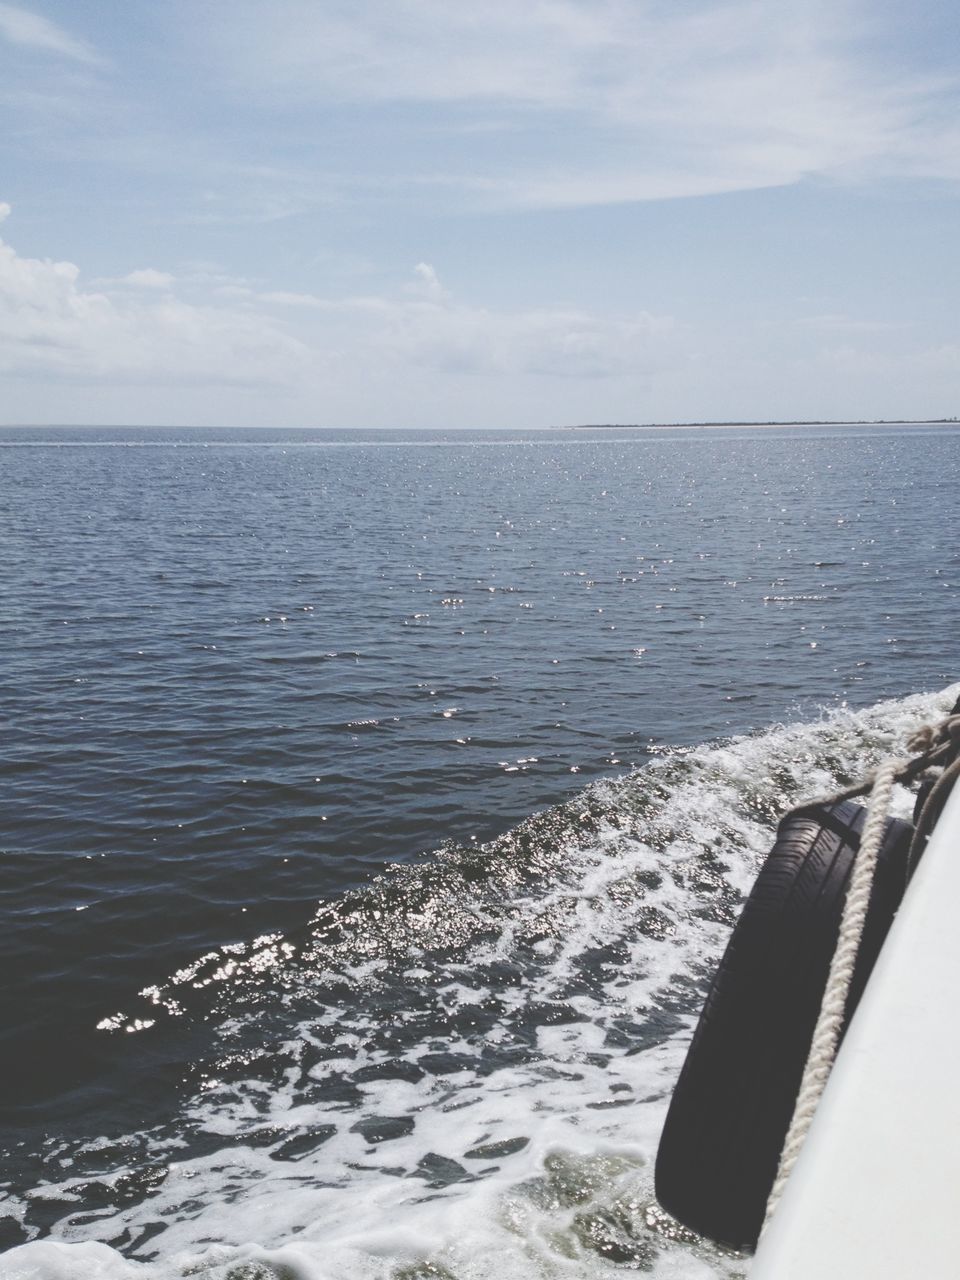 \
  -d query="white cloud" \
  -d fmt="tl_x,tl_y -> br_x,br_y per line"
798,314 -> 905,335
3,219 -> 956,427
0,223 -> 309,387
0,2 -> 101,64
249,263 -> 674,379
0,219 -> 675,408
824,341 -> 960,380
204,0 -> 960,204
377,281 -> 672,379
916,344 -> 960,374
121,269 -> 175,290
408,262 -> 449,303
259,289 -> 330,308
